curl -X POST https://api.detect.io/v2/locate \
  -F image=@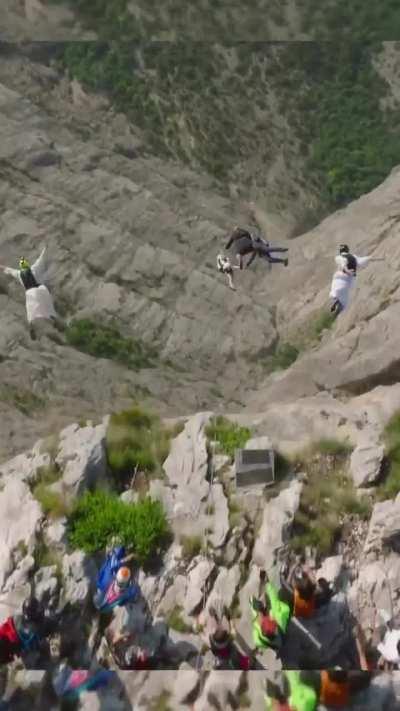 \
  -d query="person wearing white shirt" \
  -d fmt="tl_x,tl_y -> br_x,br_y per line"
329,244 -> 384,317
217,253 -> 240,290
0,246 -> 61,340
378,628 -> 400,670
